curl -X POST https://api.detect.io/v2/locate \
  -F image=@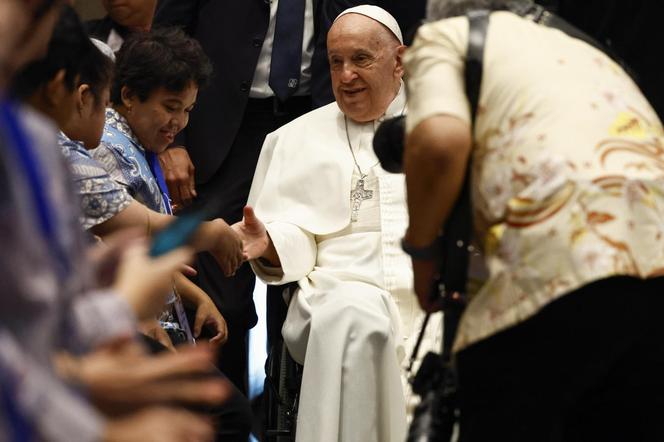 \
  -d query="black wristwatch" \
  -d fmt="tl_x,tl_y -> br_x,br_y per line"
400,237 -> 439,260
